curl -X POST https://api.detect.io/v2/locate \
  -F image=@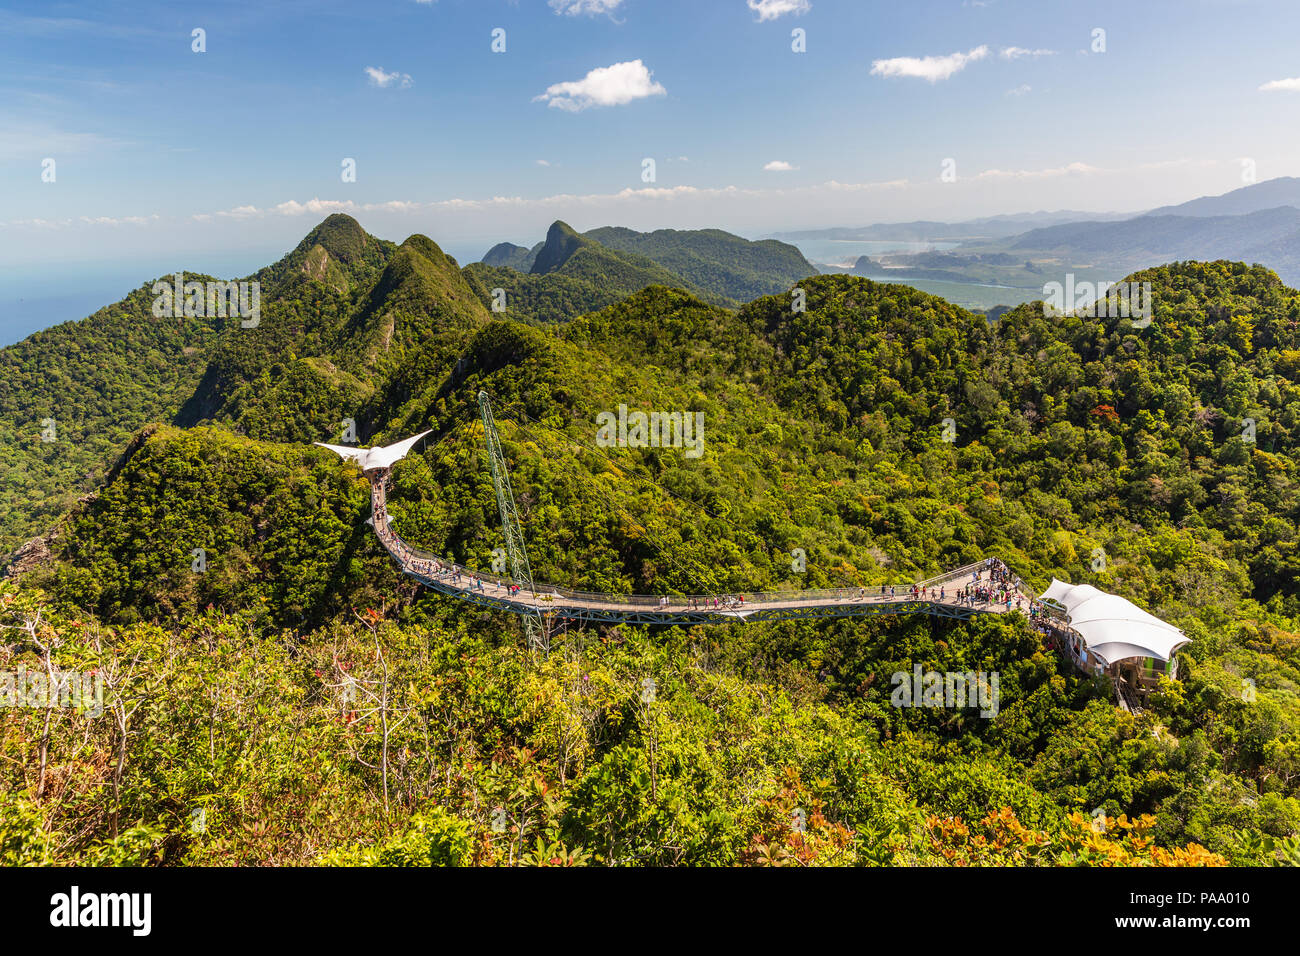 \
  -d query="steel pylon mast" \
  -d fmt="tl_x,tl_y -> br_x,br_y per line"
477,390 -> 545,654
